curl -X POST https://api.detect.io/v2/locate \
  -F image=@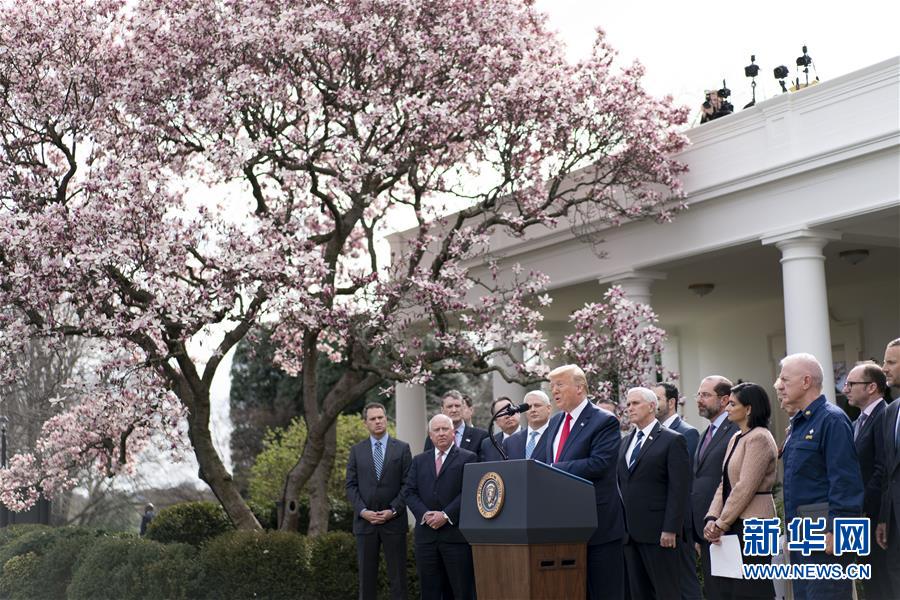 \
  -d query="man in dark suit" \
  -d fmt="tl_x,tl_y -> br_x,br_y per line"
346,402 -> 413,600
654,382 -> 701,600
480,396 -> 523,461
844,361 -> 891,599
618,387 -> 691,600
424,390 -> 489,459
691,375 -> 736,600
504,390 -> 552,461
877,338 -> 900,596
545,364 -> 624,600
405,414 -> 479,600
